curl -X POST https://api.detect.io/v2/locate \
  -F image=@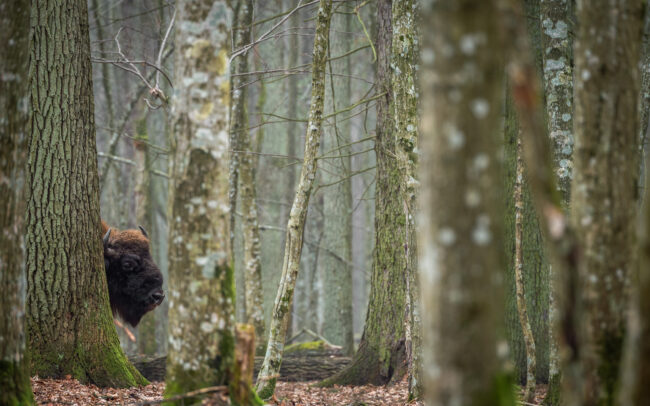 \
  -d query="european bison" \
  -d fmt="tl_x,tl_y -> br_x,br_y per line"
101,221 -> 165,326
